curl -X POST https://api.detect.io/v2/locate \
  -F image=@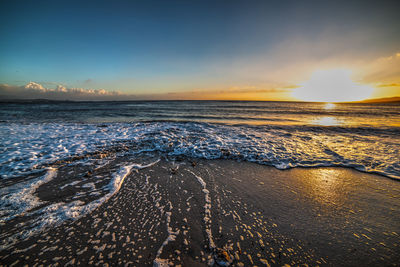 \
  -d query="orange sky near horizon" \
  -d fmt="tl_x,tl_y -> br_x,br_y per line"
171,52 -> 400,102
111,51 -> 400,102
